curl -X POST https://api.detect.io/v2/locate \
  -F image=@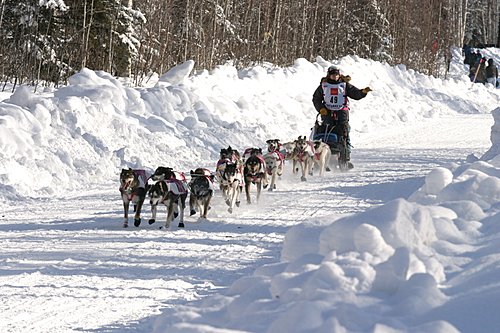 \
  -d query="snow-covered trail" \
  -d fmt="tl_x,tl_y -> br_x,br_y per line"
0,114 -> 493,333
